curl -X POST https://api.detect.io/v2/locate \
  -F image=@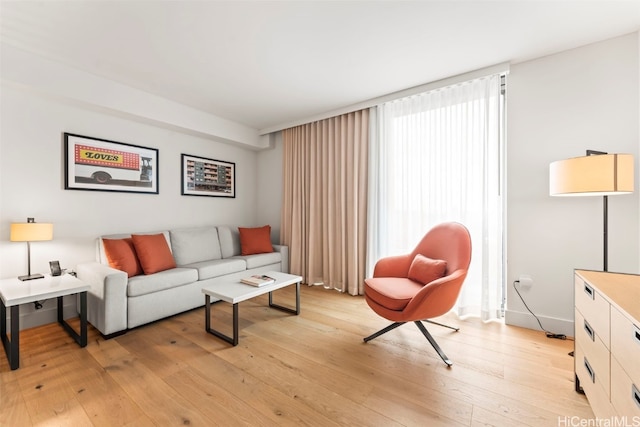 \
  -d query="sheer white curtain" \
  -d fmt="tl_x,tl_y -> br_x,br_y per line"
367,74 -> 504,321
